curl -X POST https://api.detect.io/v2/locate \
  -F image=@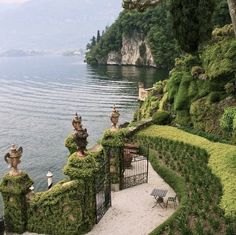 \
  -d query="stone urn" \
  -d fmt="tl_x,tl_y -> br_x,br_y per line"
110,106 -> 120,131
72,113 -> 89,157
4,144 -> 23,176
